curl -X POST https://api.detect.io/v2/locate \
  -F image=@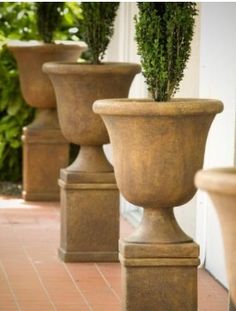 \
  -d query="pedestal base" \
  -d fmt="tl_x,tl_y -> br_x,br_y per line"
230,297 -> 236,311
23,124 -> 69,201
59,170 -> 119,262
120,240 -> 200,311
